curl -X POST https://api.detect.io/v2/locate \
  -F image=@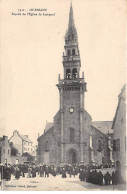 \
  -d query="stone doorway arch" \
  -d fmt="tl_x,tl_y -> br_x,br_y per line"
67,148 -> 77,164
